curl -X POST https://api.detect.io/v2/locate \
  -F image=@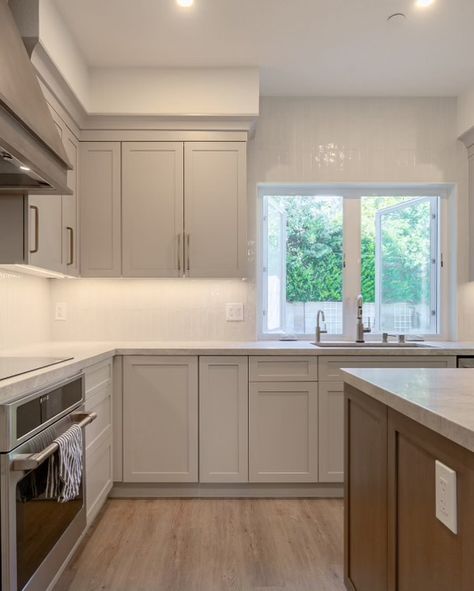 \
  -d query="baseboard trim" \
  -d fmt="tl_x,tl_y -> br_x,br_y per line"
110,482 -> 343,499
